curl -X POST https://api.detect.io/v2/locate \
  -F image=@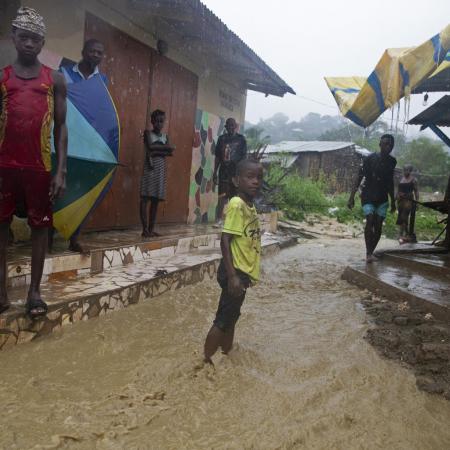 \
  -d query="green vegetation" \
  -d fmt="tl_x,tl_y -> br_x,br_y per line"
266,165 -> 444,240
